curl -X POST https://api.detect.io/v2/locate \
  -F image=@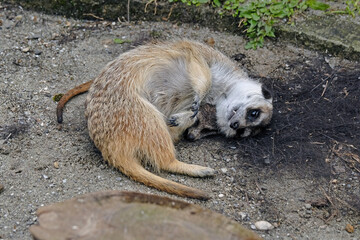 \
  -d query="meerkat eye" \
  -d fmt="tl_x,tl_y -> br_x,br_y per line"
247,109 -> 261,121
